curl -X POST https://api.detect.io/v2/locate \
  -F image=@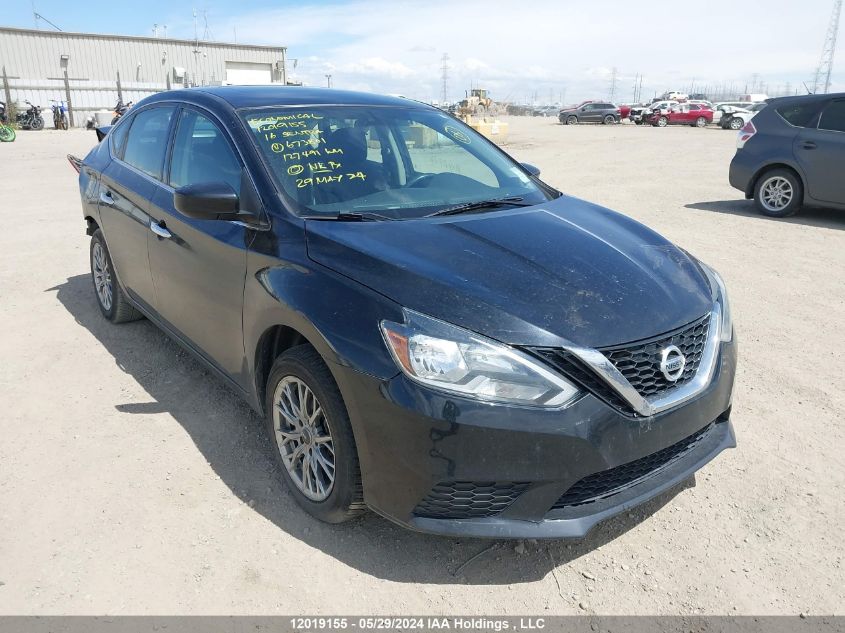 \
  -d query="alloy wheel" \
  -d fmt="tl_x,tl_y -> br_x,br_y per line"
92,242 -> 113,311
760,176 -> 793,212
273,376 -> 336,501
730,117 -> 743,130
